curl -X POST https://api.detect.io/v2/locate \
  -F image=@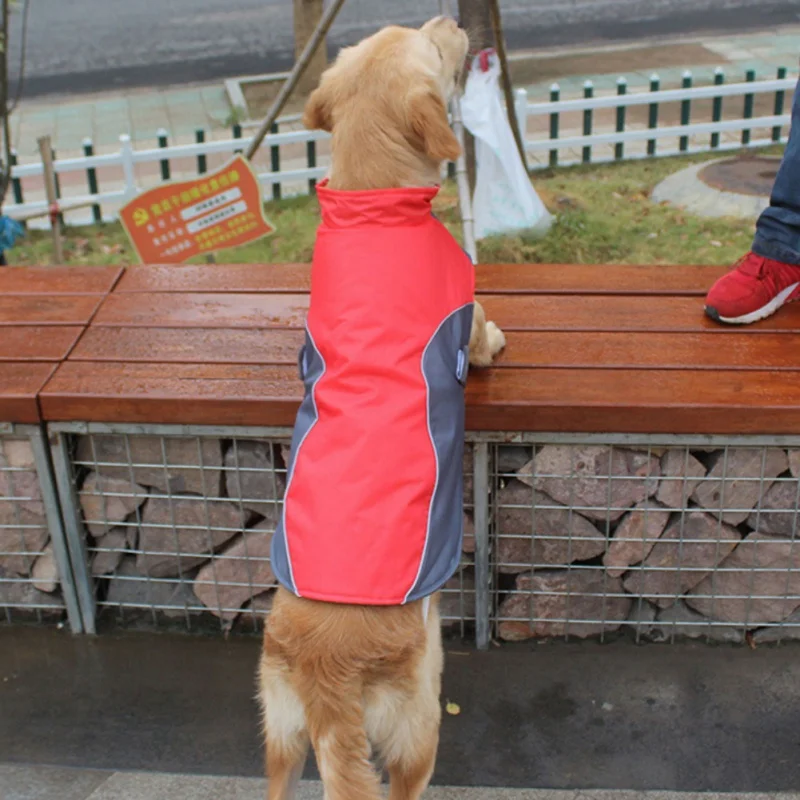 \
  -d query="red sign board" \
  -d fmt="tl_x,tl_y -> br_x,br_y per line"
119,155 -> 274,264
